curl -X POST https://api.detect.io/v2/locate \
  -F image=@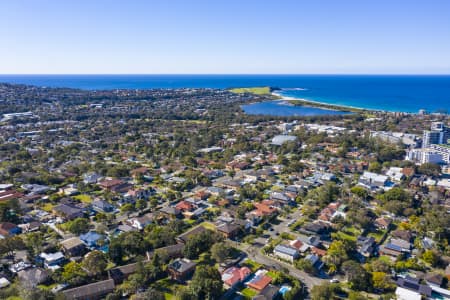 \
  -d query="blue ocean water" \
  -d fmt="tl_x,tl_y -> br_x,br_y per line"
0,74 -> 449,113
